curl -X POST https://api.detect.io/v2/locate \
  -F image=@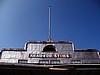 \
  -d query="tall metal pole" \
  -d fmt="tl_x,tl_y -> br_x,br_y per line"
48,6 -> 51,41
